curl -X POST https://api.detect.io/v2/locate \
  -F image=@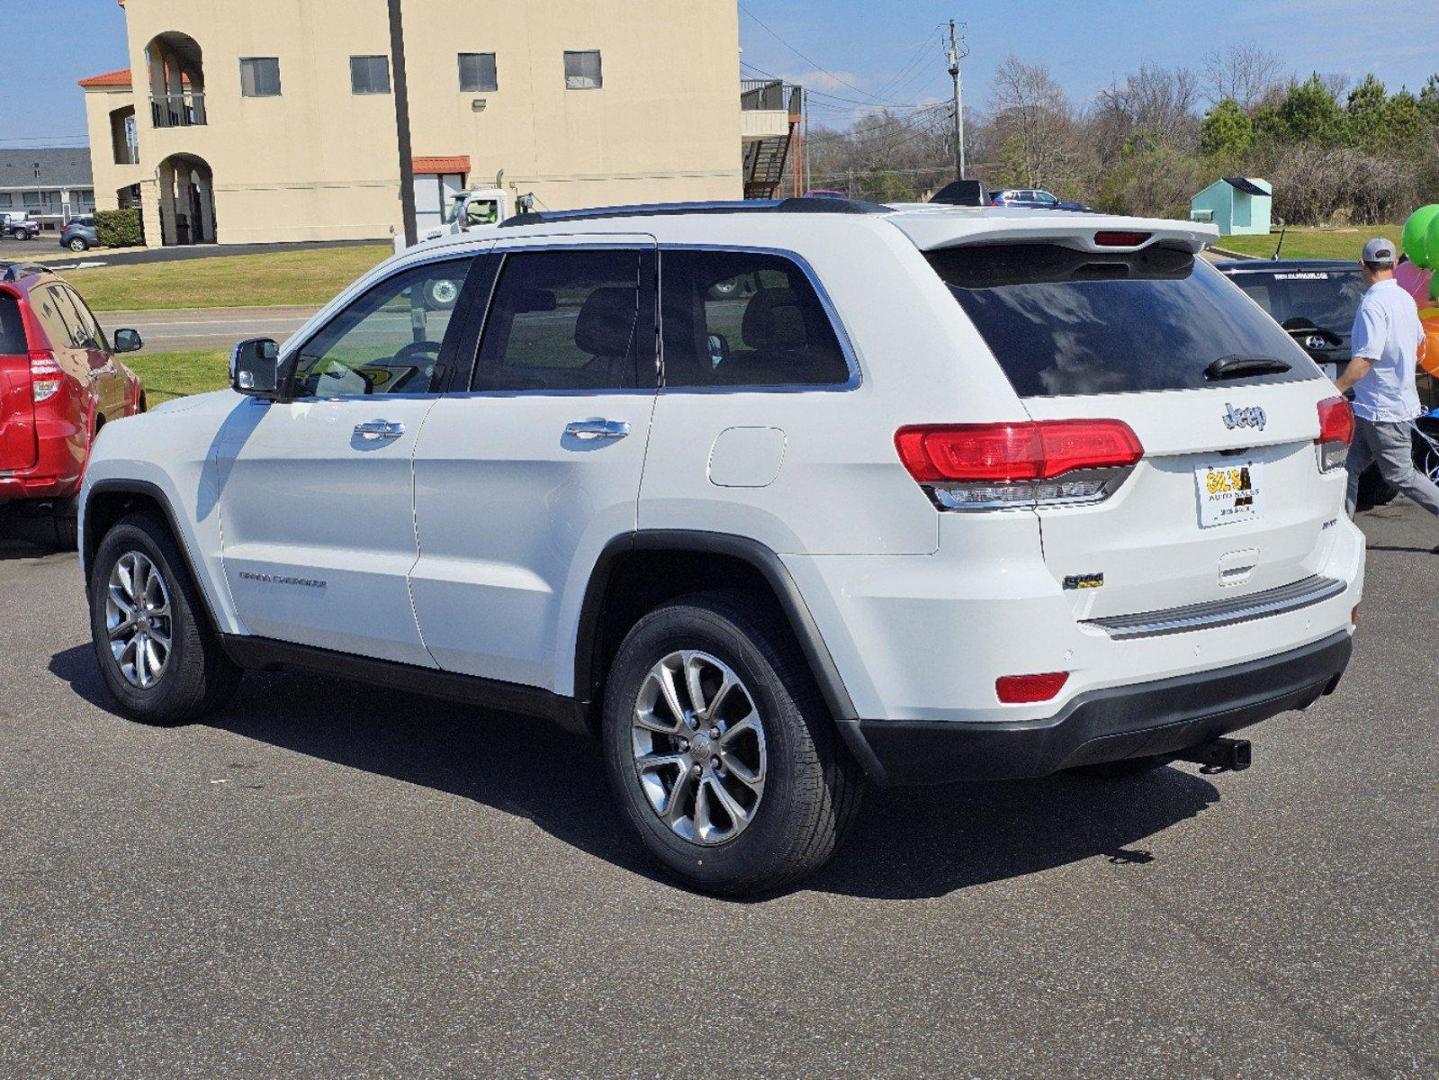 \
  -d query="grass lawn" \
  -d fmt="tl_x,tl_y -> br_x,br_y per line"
127,350 -> 231,404
1216,224 -> 1405,261
68,245 -> 391,311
